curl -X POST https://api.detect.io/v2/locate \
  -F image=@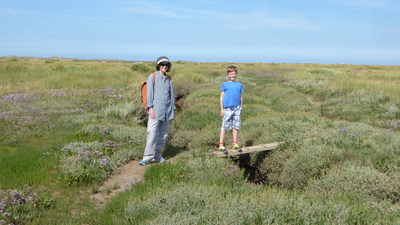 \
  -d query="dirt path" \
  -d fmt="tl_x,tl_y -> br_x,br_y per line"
91,160 -> 146,208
